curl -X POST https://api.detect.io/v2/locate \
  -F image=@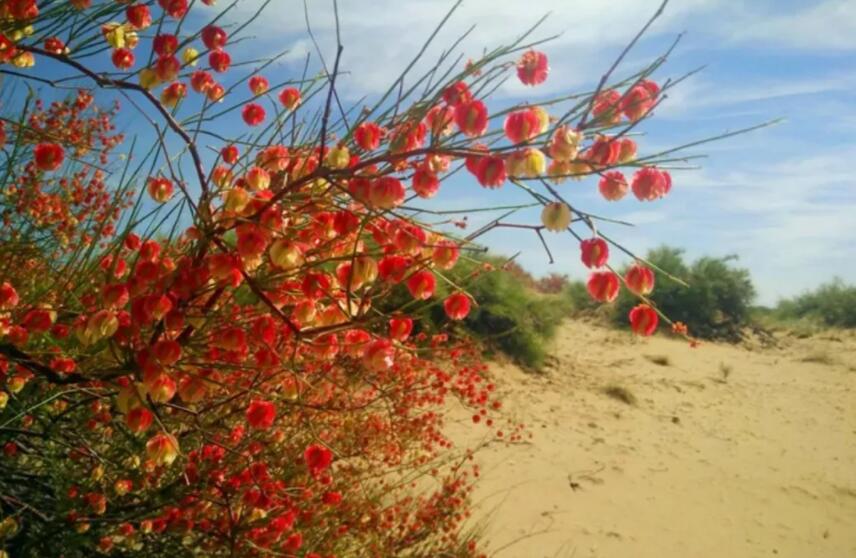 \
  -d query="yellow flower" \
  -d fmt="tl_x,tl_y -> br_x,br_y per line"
182,47 -> 199,66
